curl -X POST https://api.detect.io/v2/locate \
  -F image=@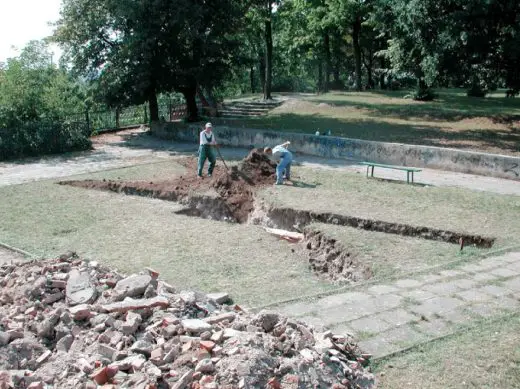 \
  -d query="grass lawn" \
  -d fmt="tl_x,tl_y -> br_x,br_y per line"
0,162 -> 336,307
307,223 -> 480,280
1,159 -> 518,306
374,314 -> 520,389
258,166 -> 520,252
219,89 -> 520,156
